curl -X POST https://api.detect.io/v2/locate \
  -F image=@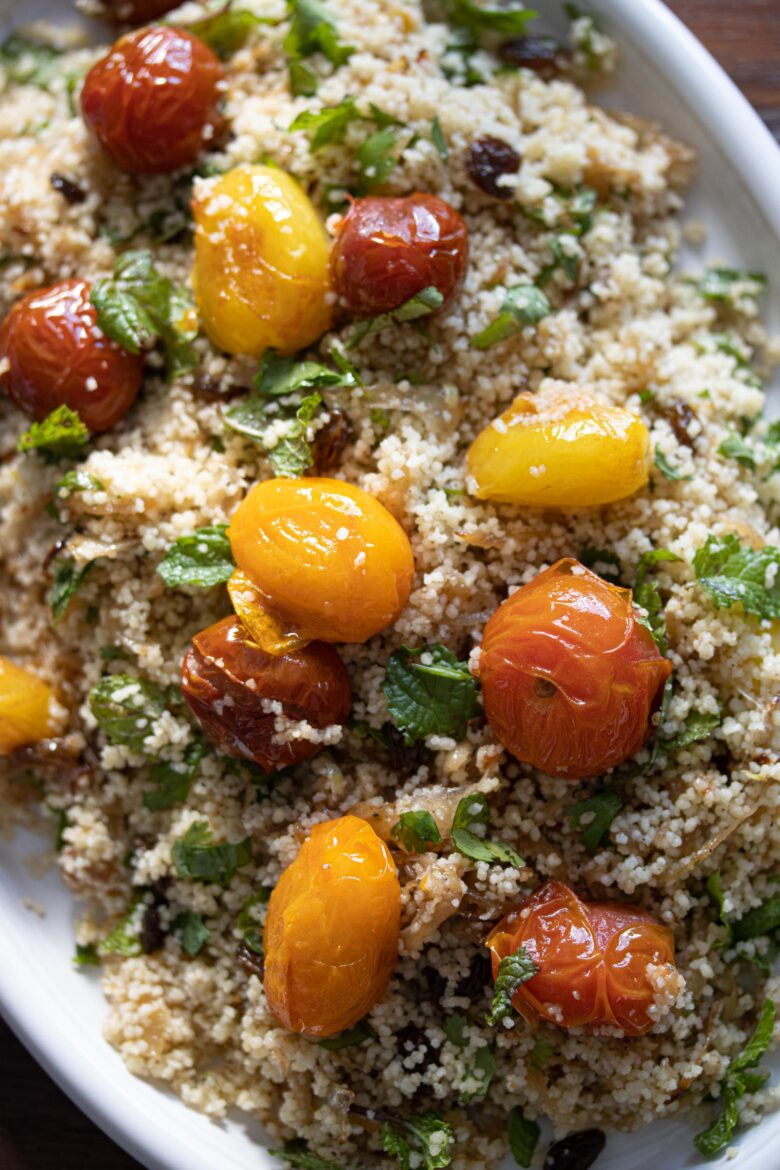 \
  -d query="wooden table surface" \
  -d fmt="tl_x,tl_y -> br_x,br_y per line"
1,2 -> 778,1168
